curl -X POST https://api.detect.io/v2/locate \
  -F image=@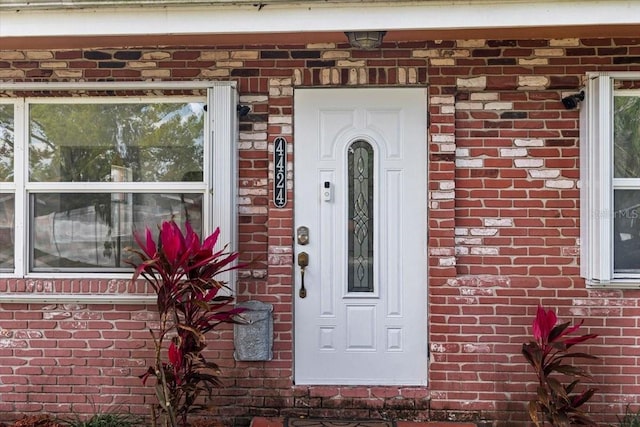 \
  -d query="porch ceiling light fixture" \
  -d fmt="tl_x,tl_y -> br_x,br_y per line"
345,31 -> 387,49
